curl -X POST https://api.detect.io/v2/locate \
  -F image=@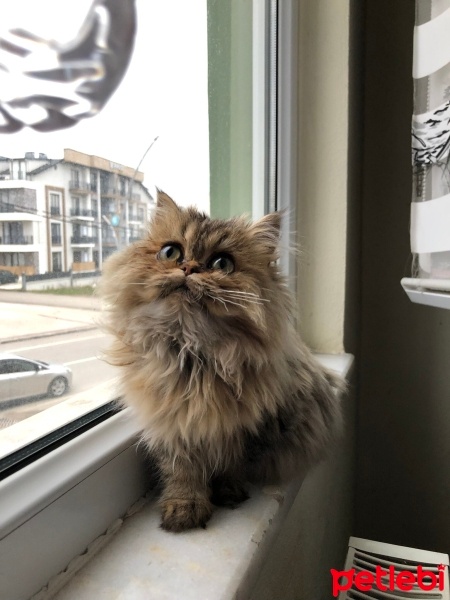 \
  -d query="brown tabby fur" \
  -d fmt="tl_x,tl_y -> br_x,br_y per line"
98,191 -> 343,532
